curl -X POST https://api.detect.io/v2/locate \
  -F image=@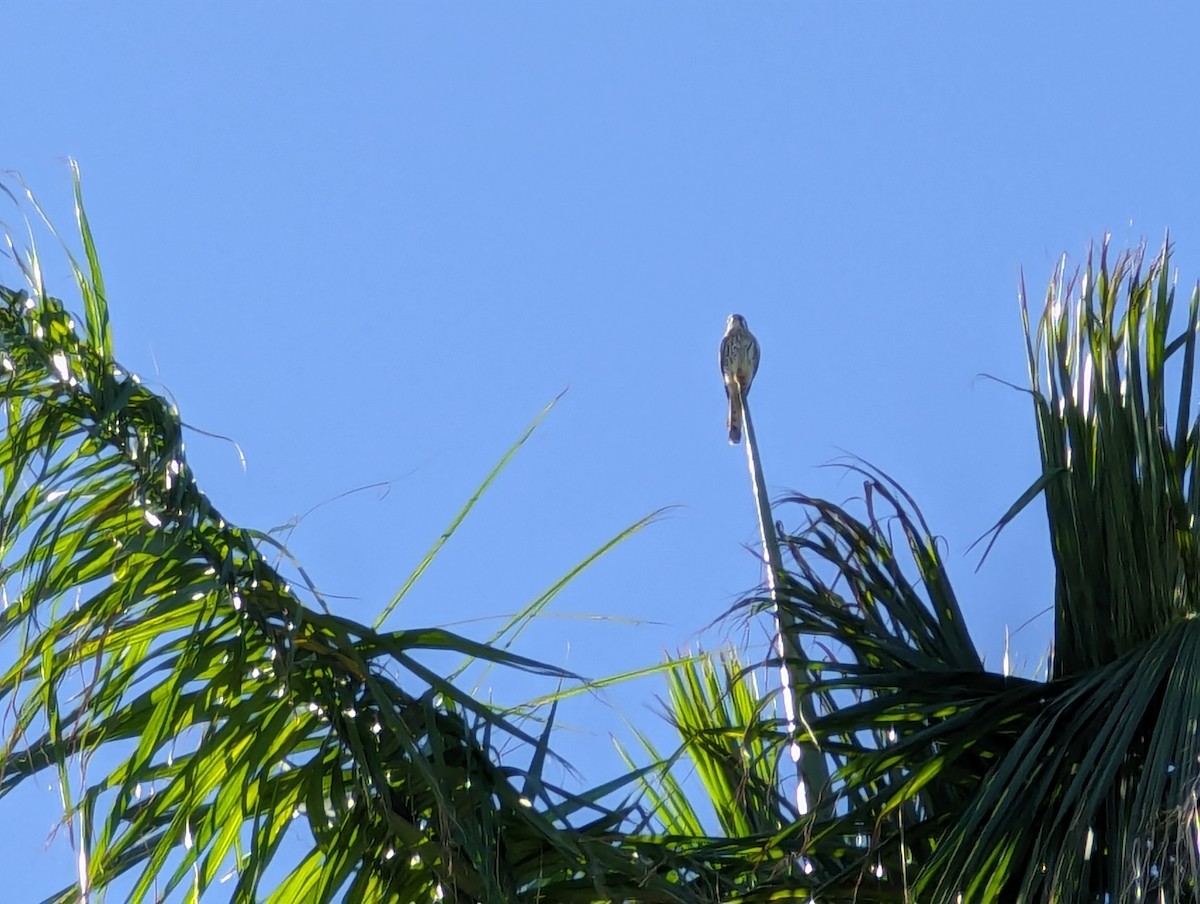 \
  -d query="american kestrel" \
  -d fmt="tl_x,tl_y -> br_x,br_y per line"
719,314 -> 760,444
